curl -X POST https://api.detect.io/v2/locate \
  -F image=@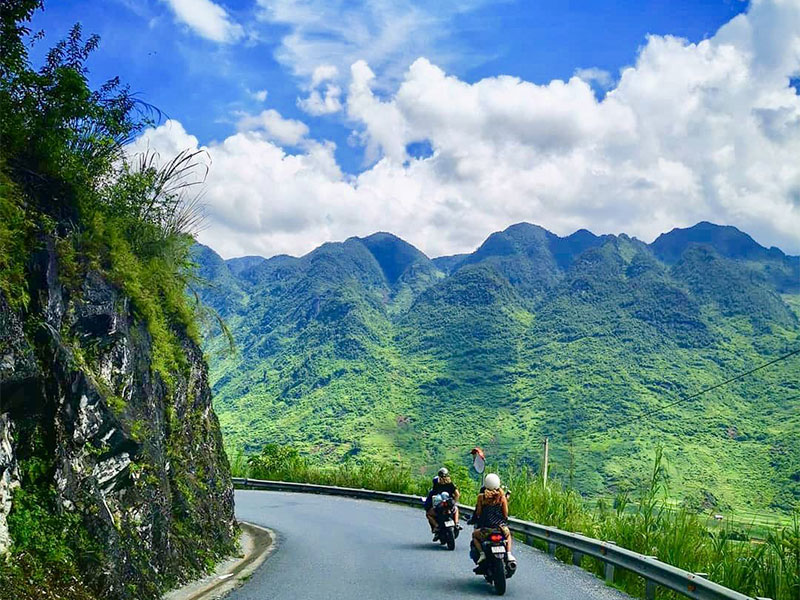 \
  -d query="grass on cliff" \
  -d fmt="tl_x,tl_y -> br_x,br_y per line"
1,2 -> 205,386
234,444 -> 800,600
1,3 -> 228,599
